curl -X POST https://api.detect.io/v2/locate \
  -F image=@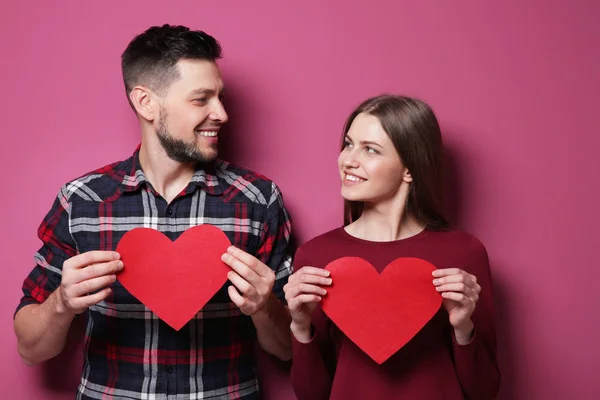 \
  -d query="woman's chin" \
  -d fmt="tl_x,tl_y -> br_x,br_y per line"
341,189 -> 368,202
